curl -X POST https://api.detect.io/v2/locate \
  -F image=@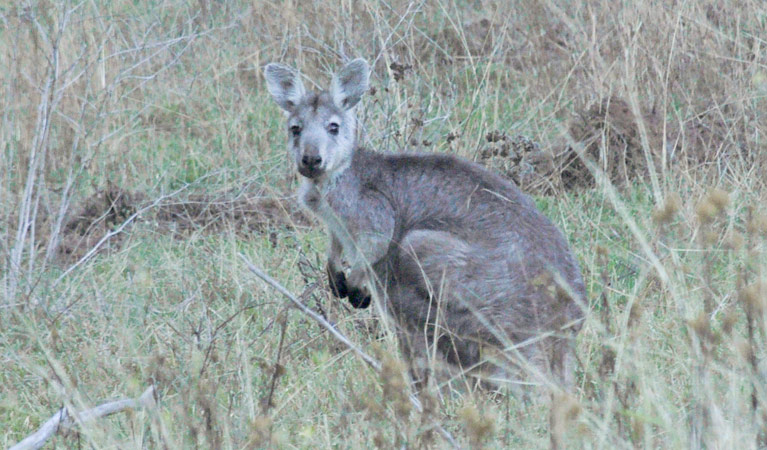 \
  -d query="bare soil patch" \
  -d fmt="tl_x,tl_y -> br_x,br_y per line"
53,186 -> 311,264
479,133 -> 559,195
480,96 -> 669,194
562,96 -> 664,190
155,191 -> 311,236
58,186 -> 145,263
